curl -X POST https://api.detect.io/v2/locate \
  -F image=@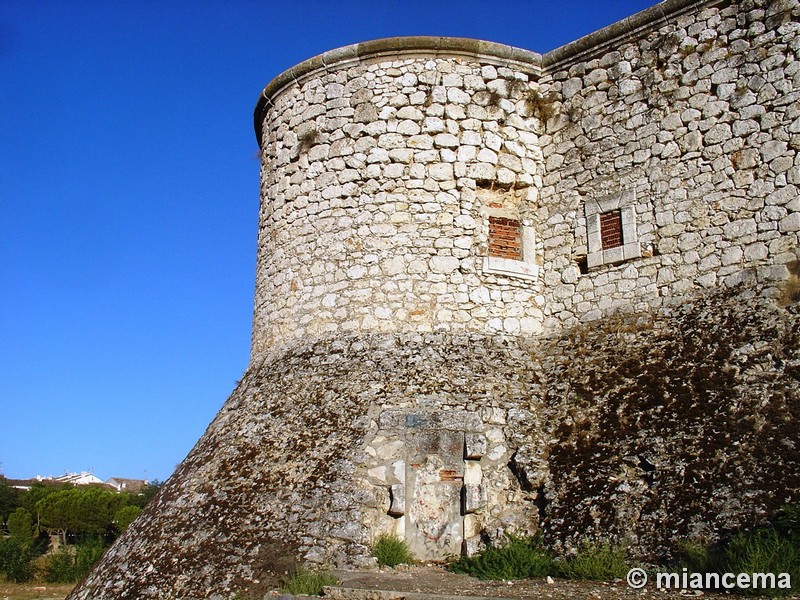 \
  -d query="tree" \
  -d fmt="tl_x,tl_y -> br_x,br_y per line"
6,507 -> 36,546
35,489 -> 70,544
36,487 -> 126,543
114,505 -> 141,533
0,477 -> 19,527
